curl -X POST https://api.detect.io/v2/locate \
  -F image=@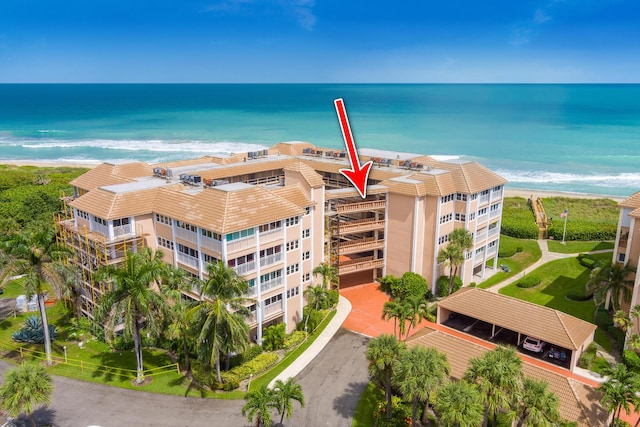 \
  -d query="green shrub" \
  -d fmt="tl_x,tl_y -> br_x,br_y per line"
548,221 -> 617,242
379,275 -> 399,294
595,308 -> 614,329
262,323 -> 286,351
12,315 -> 58,344
578,257 -> 595,269
397,272 -> 429,301
607,326 -> 627,352
590,356 -> 611,375
190,360 -> 219,389
623,350 -> 640,372
242,344 -> 264,363
468,282 -> 477,288
297,308 -> 324,332
222,379 -> 240,391
566,290 -> 593,301
498,247 -> 517,258
327,289 -> 339,307
436,275 -> 462,297
578,350 -> 596,369
283,331 -> 306,350
501,197 -> 539,239
516,275 -> 542,288
226,352 -> 279,382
